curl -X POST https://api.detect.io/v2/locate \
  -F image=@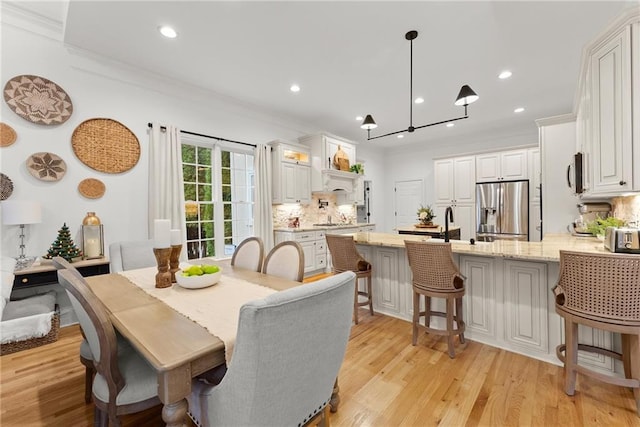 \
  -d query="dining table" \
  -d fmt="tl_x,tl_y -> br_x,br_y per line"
84,258 -> 341,427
